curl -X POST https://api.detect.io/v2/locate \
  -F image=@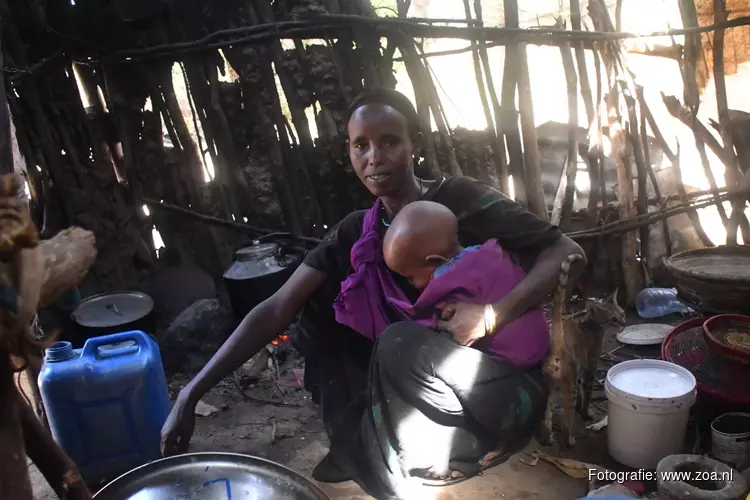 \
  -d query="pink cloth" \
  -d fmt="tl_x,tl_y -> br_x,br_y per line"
333,199 -> 550,367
